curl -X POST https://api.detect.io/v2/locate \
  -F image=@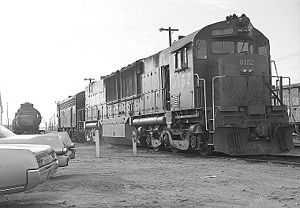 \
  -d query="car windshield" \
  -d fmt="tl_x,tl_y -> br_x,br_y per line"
0,125 -> 16,138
